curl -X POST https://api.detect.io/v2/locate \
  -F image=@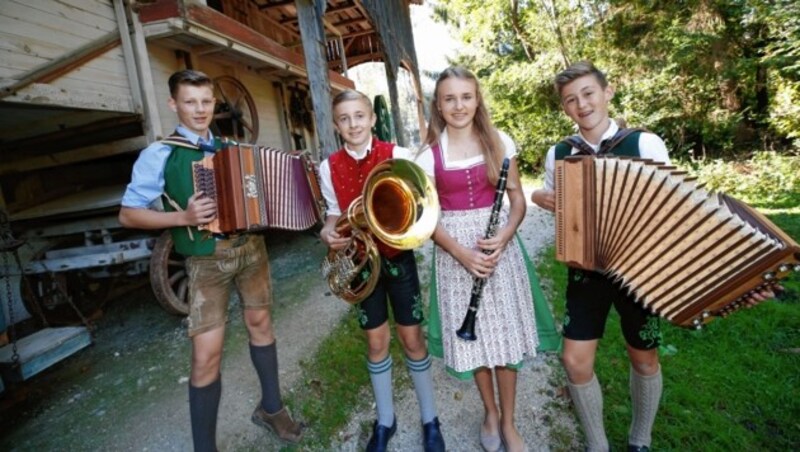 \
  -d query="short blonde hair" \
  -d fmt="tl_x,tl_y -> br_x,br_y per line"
332,89 -> 373,112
